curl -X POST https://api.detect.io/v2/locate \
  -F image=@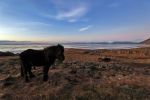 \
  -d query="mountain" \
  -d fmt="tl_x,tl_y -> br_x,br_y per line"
0,41 -> 32,45
141,38 -> 150,44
